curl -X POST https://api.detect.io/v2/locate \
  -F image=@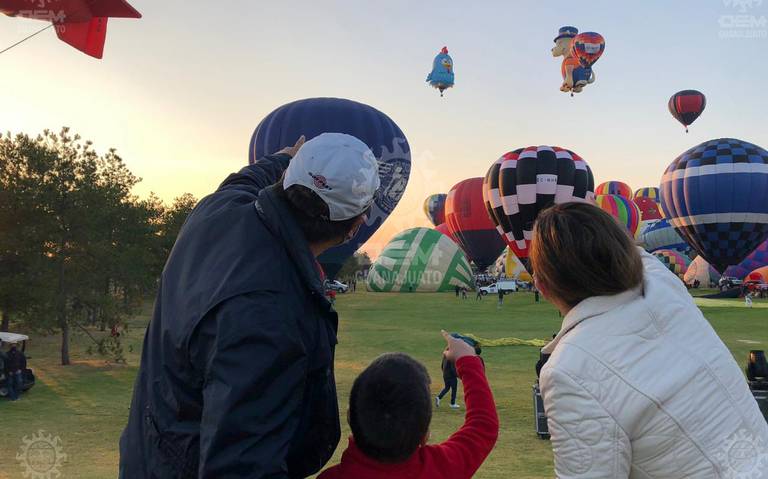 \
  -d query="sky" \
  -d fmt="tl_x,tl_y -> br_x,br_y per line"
1,0 -> 767,258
